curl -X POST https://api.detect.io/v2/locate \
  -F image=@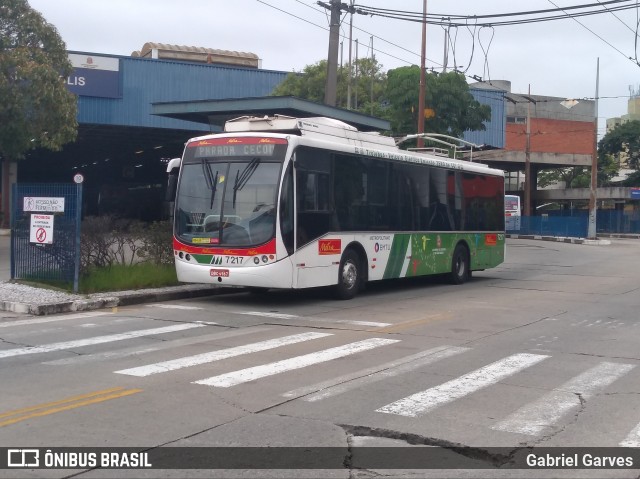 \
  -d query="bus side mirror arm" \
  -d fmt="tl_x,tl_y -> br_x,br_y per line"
166,173 -> 178,202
